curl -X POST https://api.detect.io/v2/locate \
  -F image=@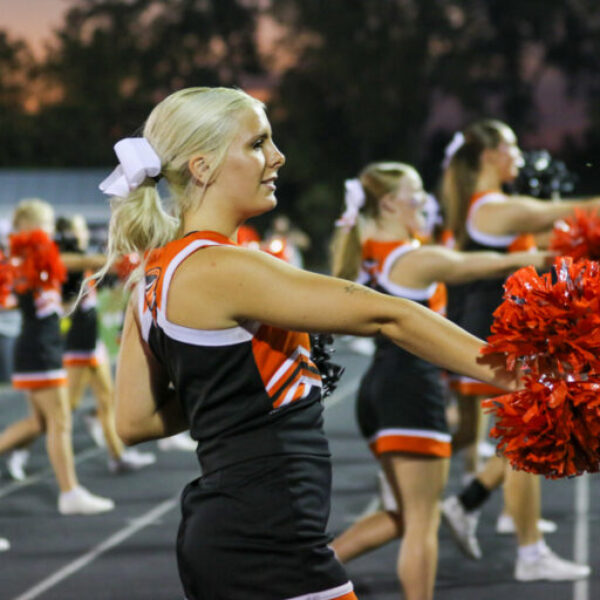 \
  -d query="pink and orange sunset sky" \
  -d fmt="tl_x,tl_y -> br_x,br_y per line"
2,0 -> 73,55
0,0 -> 589,151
